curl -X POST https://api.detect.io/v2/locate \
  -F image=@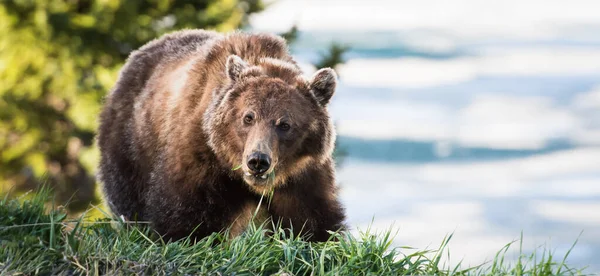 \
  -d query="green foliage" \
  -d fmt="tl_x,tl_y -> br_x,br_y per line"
0,189 -> 587,275
279,24 -> 299,44
279,25 -> 349,71
314,42 -> 349,71
0,0 -> 264,209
